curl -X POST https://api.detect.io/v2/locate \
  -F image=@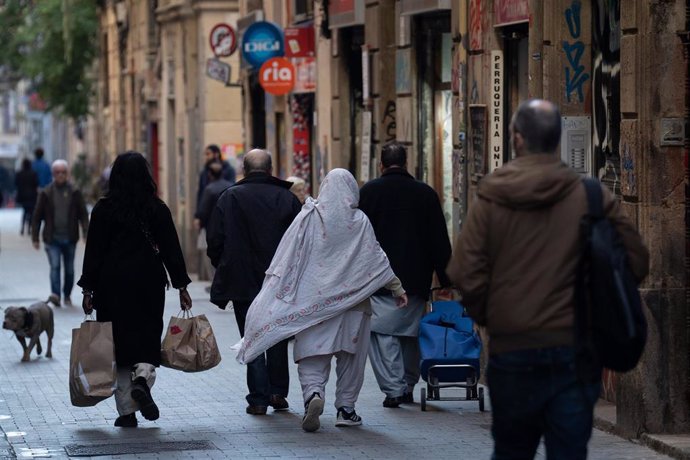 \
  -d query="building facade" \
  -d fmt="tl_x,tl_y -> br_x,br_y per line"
451,0 -> 689,436
89,0 -> 689,437
94,0 -> 243,271
237,0 -> 689,436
